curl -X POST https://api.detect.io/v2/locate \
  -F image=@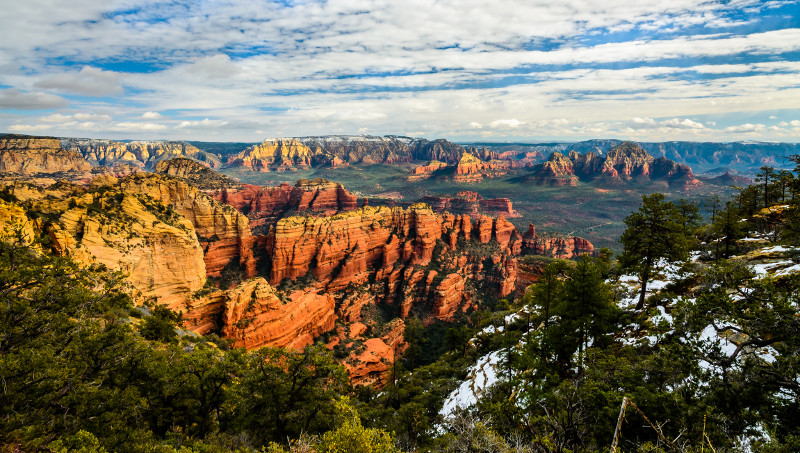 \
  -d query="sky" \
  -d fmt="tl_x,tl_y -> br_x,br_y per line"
1,0 -> 799,143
